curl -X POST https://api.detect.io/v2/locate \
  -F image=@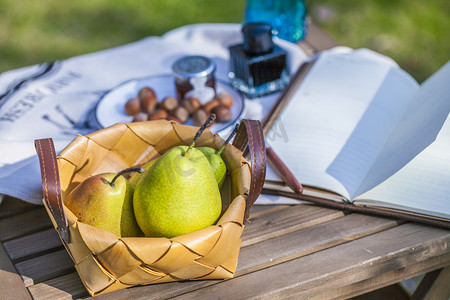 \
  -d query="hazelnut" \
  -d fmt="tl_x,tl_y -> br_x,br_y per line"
138,87 -> 156,101
192,109 -> 212,127
217,92 -> 234,108
172,106 -> 189,123
203,98 -> 220,112
132,112 -> 148,122
148,109 -> 168,120
141,95 -> 158,114
212,104 -> 232,123
181,97 -> 202,114
160,96 -> 178,112
124,97 -> 140,116
166,115 -> 182,123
